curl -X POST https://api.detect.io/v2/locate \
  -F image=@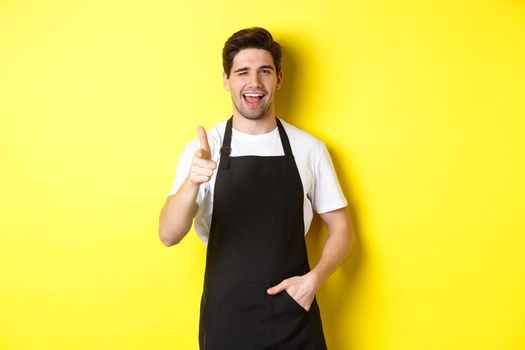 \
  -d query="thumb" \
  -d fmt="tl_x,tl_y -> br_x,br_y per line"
197,126 -> 211,158
267,280 -> 288,295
